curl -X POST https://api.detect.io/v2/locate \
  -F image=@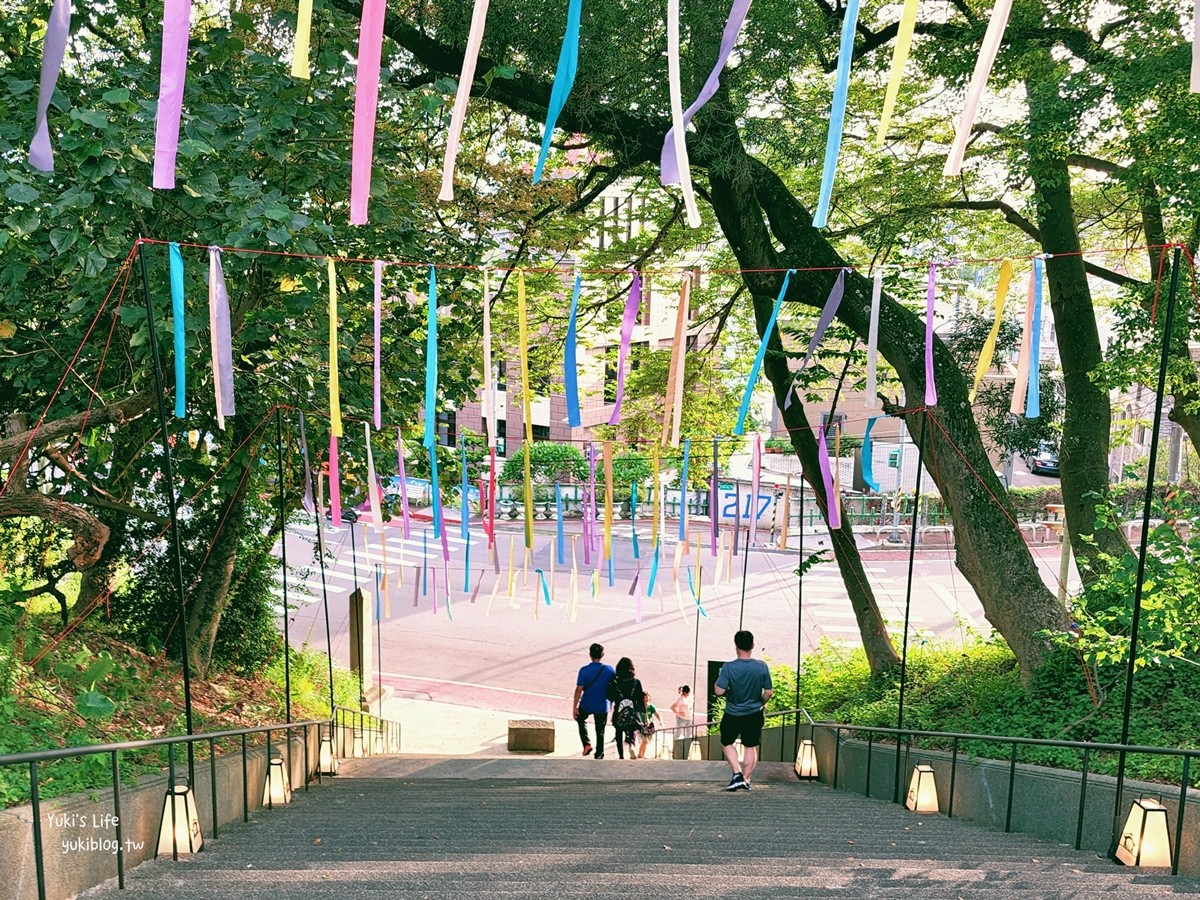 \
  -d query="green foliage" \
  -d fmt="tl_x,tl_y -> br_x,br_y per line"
974,369 -> 1063,463
500,442 -> 588,484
